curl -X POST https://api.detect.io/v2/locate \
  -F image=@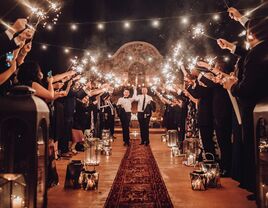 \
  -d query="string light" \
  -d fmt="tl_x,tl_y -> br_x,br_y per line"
212,14 -> 220,21
64,48 -> 70,54
71,24 -> 77,31
181,17 -> 189,25
151,19 -> 160,28
123,21 -> 131,29
97,23 -> 105,30
41,44 -> 47,50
